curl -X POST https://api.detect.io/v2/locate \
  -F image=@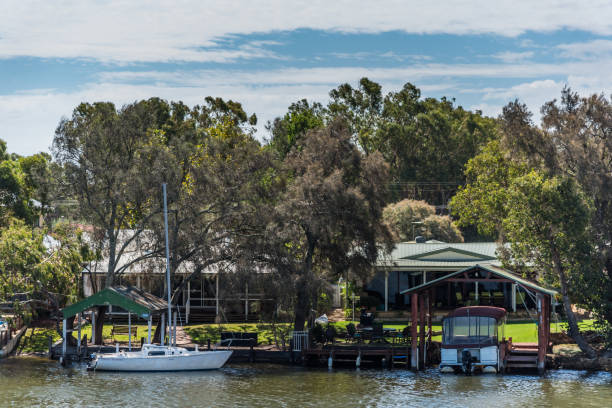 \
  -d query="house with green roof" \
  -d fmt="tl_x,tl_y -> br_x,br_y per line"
368,241 -> 526,312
